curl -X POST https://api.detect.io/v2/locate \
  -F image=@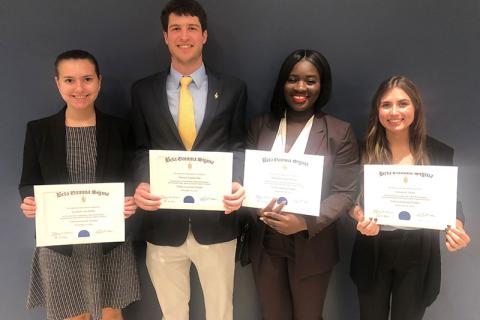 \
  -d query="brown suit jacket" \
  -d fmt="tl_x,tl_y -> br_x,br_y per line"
247,112 -> 359,279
